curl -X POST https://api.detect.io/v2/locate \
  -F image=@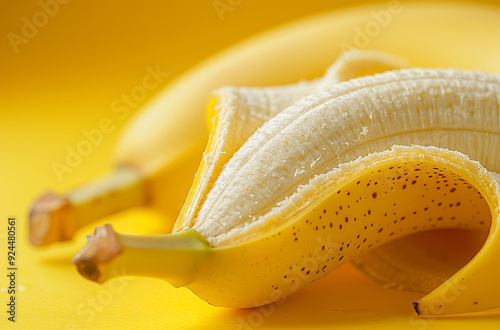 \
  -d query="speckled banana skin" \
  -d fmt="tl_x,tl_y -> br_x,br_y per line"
186,145 -> 500,315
